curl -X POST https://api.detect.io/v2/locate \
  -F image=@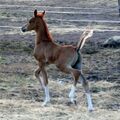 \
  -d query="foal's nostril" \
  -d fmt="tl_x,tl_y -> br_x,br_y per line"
21,27 -> 26,32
